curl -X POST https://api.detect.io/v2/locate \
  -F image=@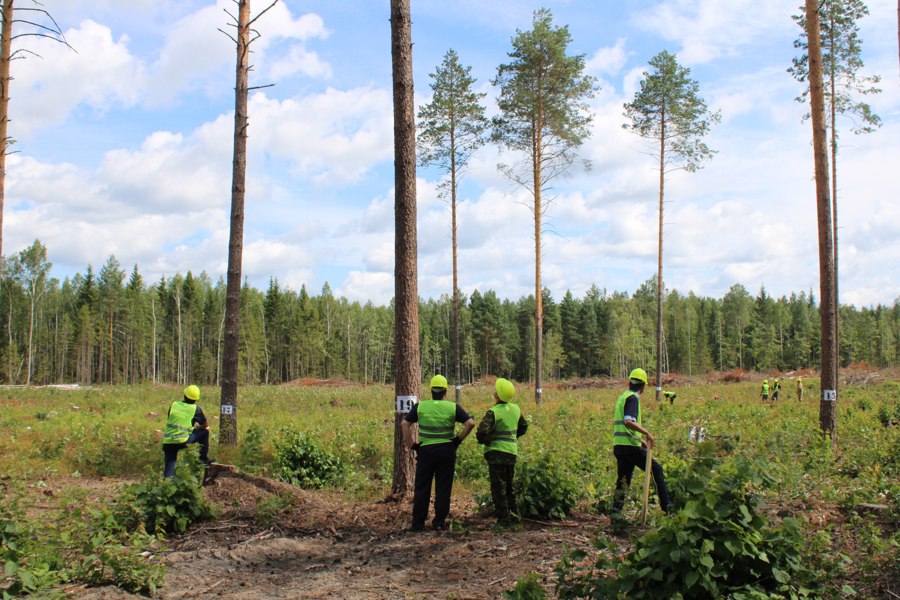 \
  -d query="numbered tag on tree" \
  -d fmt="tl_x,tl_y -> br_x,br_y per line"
396,395 -> 417,414
221,404 -> 235,415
